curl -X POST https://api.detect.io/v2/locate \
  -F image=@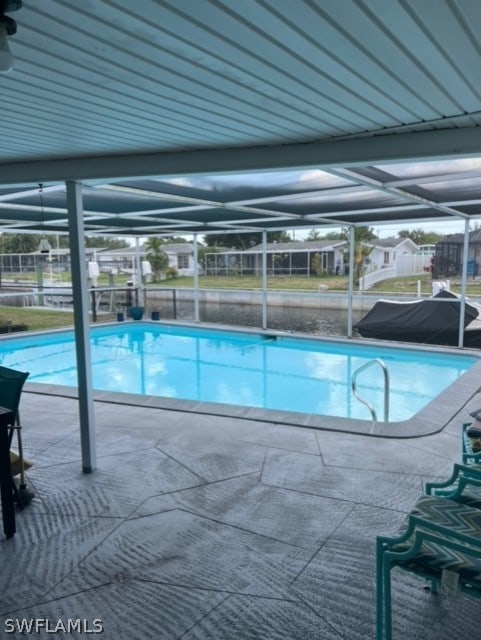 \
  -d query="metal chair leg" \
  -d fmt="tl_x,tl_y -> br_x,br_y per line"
376,540 -> 393,640
376,539 -> 385,640
10,423 -> 34,507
